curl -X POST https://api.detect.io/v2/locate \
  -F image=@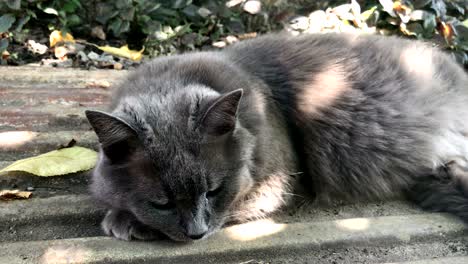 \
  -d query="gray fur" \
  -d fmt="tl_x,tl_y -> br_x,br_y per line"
86,32 -> 468,242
